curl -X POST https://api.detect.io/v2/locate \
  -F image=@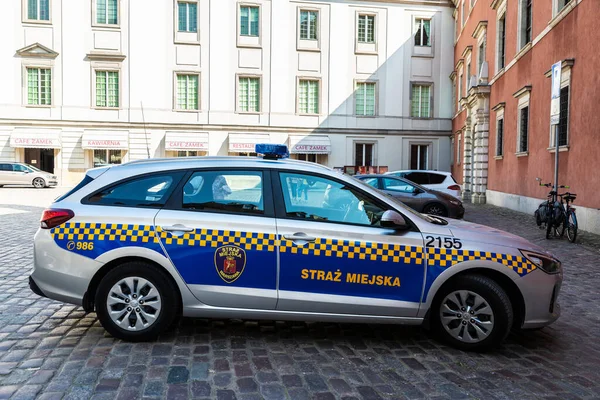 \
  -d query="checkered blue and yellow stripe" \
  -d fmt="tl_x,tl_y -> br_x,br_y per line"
50,223 -> 536,277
